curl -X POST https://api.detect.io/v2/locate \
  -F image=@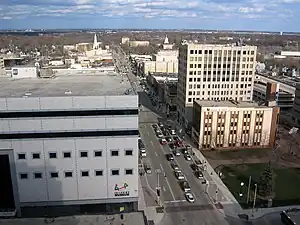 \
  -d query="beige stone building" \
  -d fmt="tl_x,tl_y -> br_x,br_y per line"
143,61 -> 178,75
177,43 -> 257,128
191,100 -> 279,150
